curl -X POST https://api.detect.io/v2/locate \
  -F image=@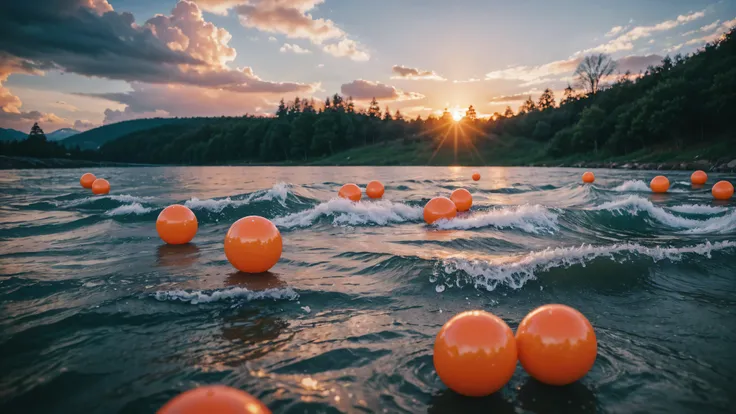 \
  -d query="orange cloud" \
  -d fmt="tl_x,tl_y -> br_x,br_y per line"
391,65 -> 446,81
340,80 -> 425,101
